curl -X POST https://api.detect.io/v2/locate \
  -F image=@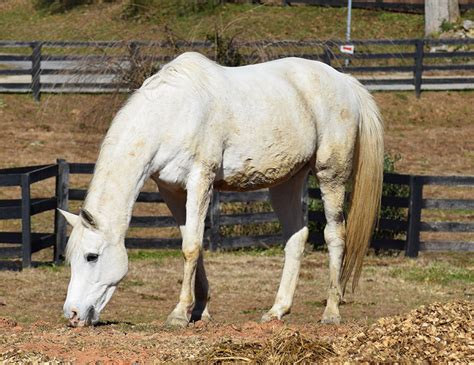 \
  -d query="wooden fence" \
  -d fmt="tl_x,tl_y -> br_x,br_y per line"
1,160 -> 472,268
0,38 -> 473,101
281,0 -> 474,12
